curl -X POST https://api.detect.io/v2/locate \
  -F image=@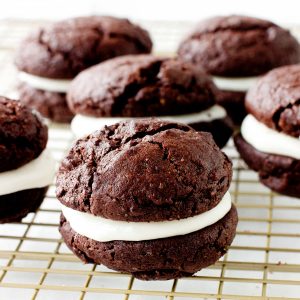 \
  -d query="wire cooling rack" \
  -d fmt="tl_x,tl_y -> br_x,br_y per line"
1,19 -> 300,300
